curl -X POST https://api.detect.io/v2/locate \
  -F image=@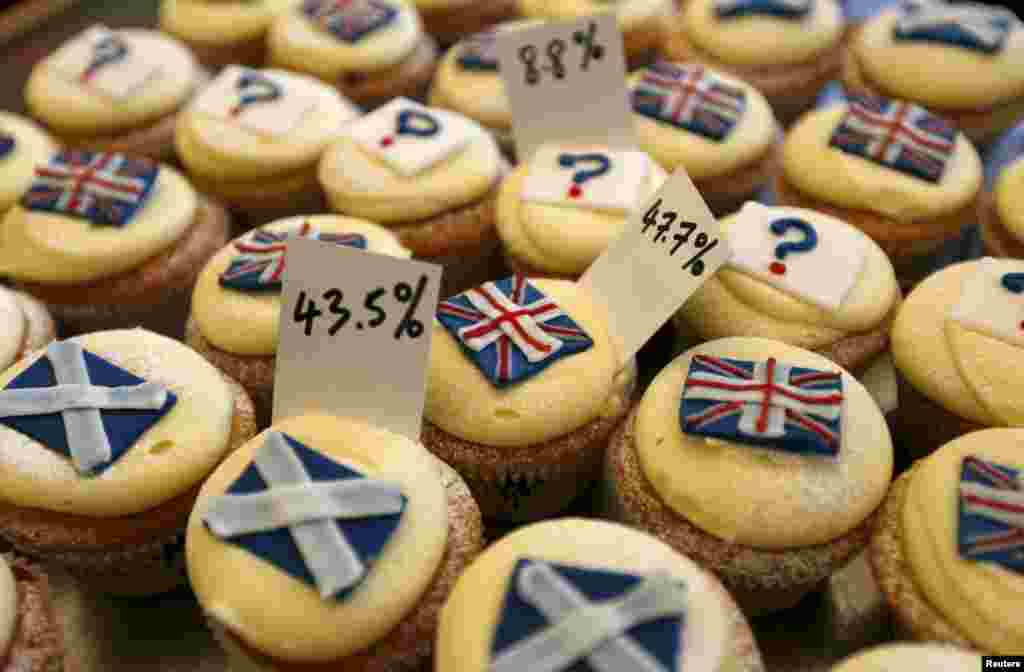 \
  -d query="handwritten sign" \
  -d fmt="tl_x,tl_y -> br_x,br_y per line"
274,239 -> 442,439
580,167 -> 732,364
496,14 -> 634,160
